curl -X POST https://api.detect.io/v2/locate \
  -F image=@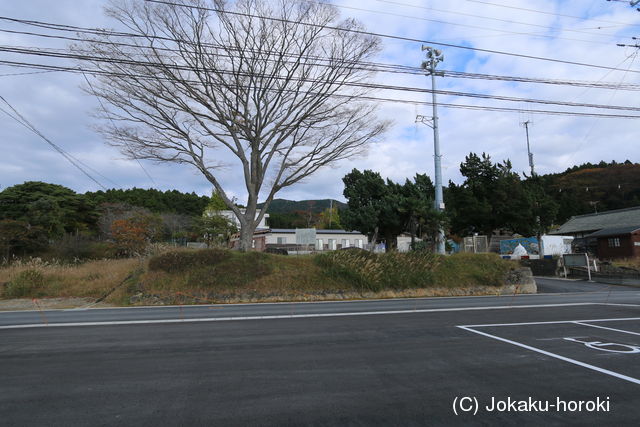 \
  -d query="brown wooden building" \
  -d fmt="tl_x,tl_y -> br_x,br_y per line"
586,226 -> 640,259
